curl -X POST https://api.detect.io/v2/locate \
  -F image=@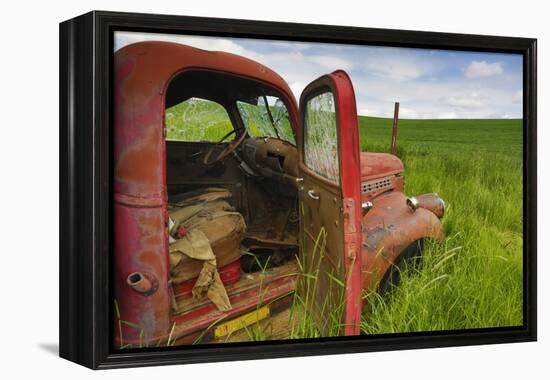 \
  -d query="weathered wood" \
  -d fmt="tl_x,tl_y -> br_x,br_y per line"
391,102 -> 400,155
